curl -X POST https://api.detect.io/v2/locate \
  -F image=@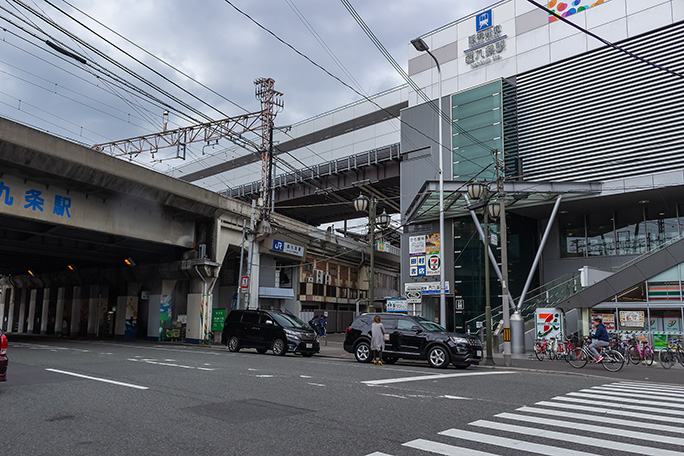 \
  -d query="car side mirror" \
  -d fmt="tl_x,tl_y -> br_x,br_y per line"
265,320 -> 274,325
411,325 -> 422,333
